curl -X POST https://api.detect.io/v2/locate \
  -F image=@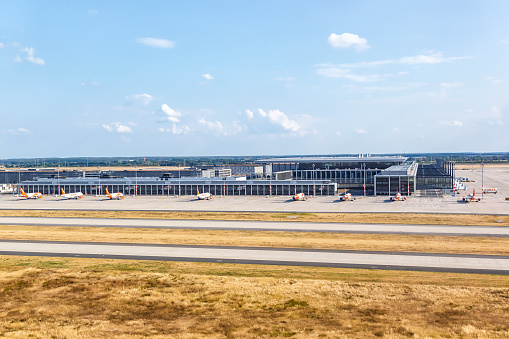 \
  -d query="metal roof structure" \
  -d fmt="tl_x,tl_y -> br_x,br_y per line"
257,155 -> 408,164
376,162 -> 418,177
